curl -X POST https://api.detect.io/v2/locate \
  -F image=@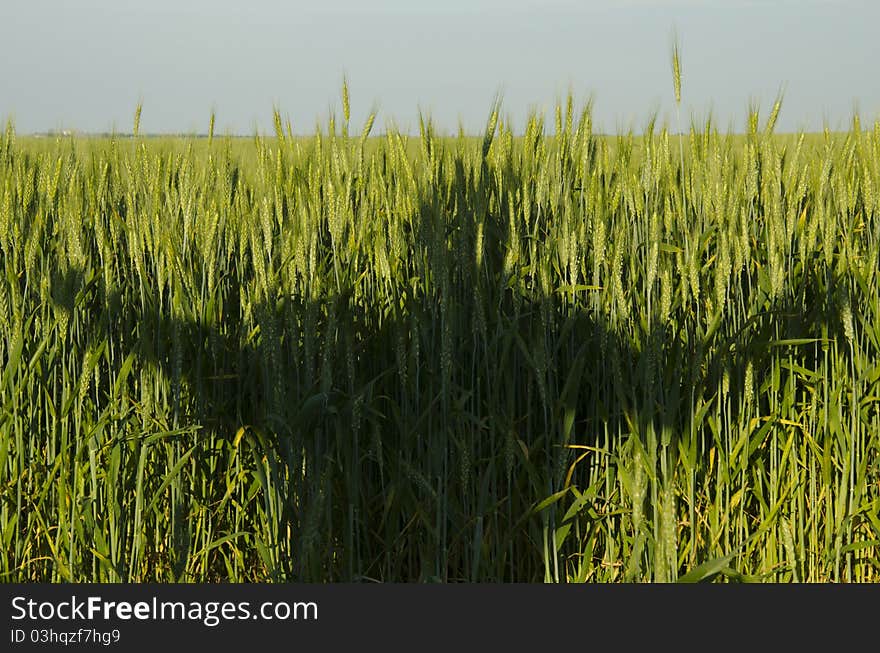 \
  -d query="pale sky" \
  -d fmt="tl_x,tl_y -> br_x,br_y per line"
2,0 -> 878,135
